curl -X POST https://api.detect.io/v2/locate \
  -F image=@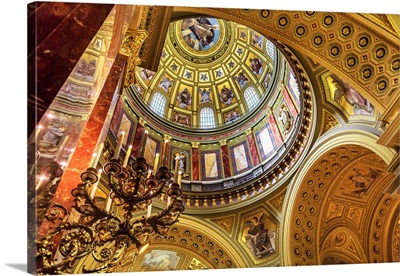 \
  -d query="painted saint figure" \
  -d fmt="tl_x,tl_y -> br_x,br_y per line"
244,214 -> 275,258
177,88 -> 192,109
199,88 -> 212,103
159,75 -> 173,93
234,71 -> 249,88
249,57 -> 263,75
331,75 -> 374,115
219,85 -> 234,105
